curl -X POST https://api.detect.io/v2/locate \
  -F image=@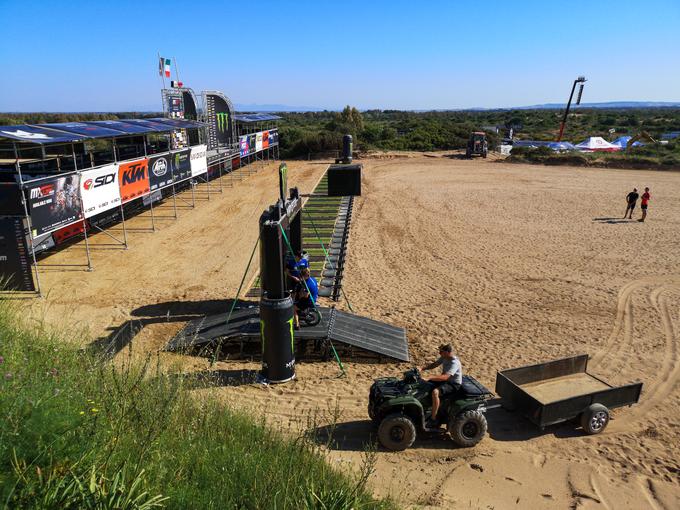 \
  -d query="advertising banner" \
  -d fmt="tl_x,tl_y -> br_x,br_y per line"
190,144 -> 208,177
0,184 -> 25,216
53,222 -> 87,245
118,159 -> 150,203
30,232 -> 56,254
142,190 -> 163,206
248,134 -> 256,155
26,173 -> 83,237
80,164 -> 121,218
239,136 -> 249,157
262,130 -> 269,149
0,216 -> 35,291
171,149 -> 191,182
148,154 -> 174,191
256,132 -> 263,152
270,129 -> 278,146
